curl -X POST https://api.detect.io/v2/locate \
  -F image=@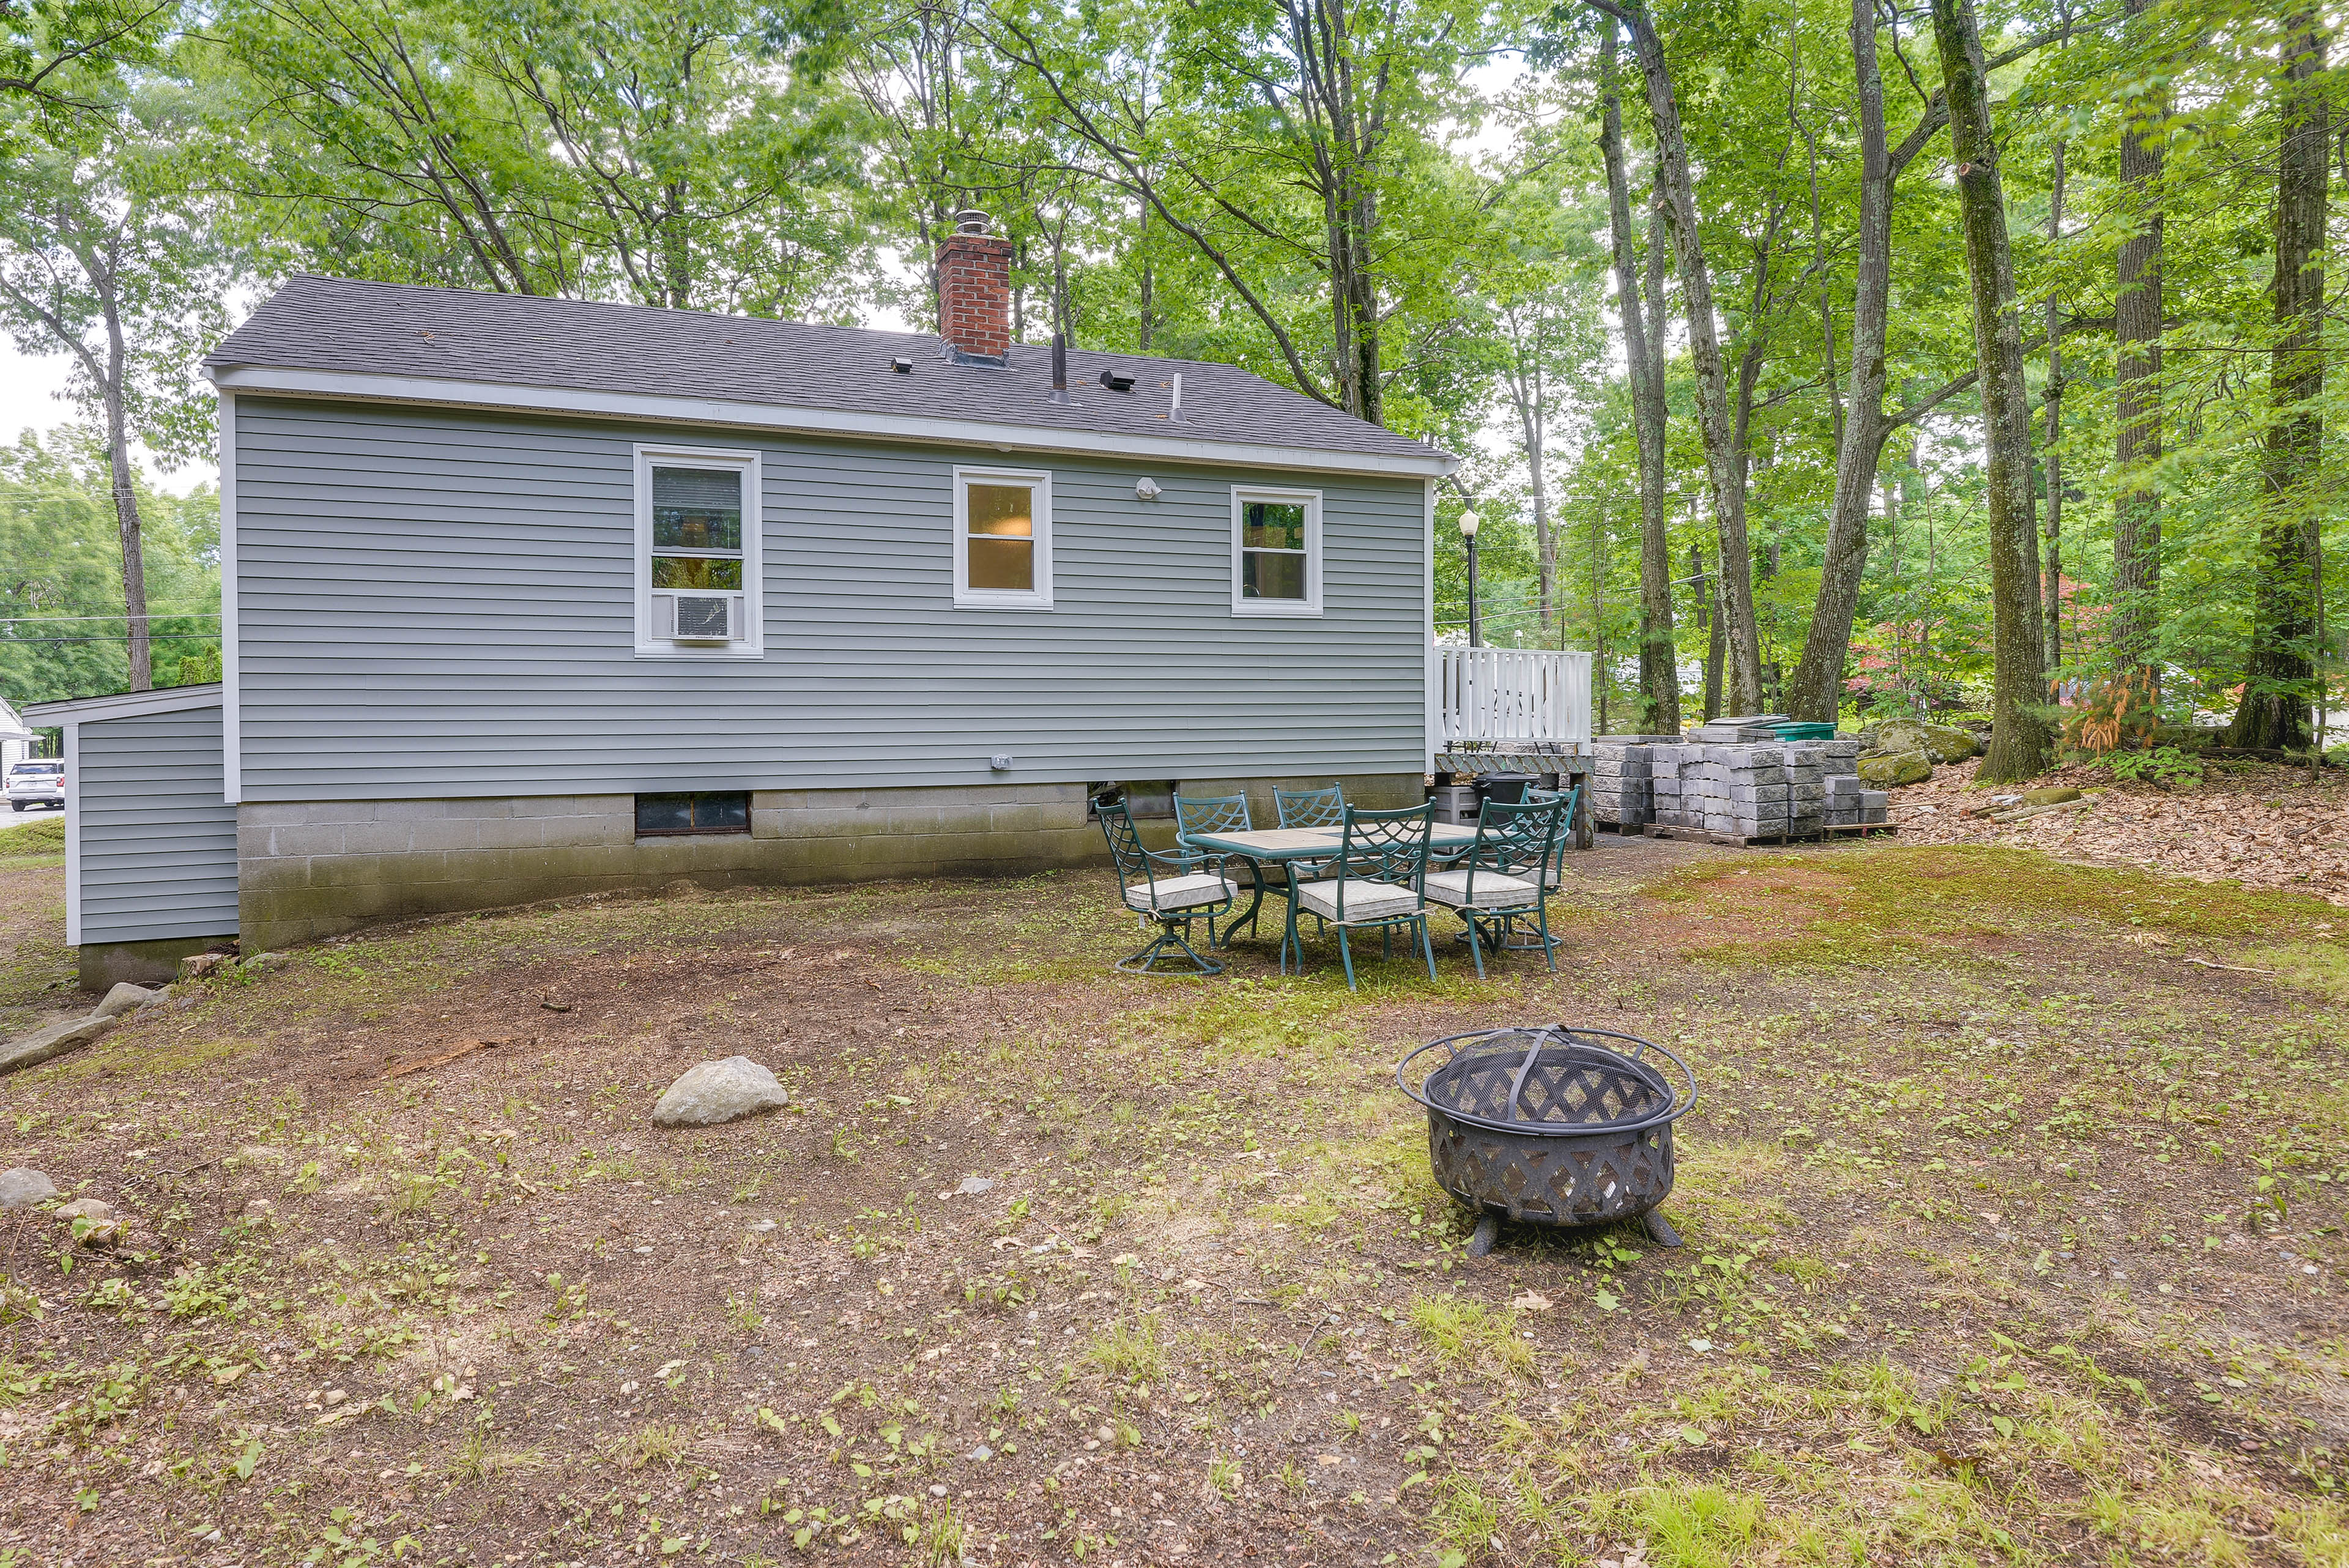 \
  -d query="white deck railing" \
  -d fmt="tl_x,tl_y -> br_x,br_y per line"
1431,645 -> 1593,757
